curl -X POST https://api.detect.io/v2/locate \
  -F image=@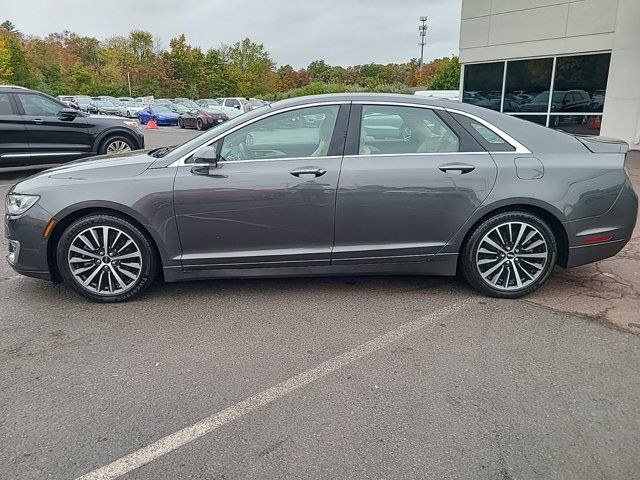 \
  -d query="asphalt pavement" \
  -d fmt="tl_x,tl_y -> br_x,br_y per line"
1,127 -> 639,480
